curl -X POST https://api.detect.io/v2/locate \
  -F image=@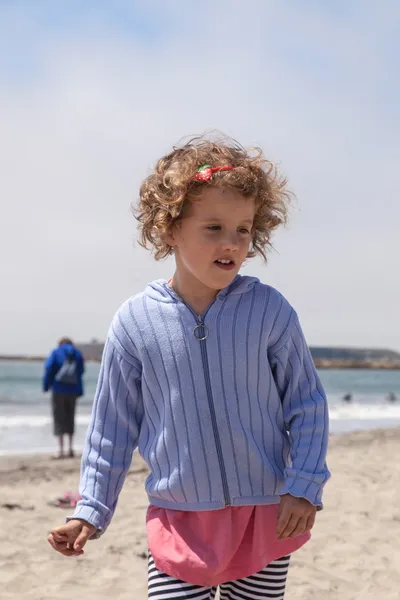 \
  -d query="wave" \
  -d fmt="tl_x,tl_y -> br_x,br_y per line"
329,402 -> 400,421
0,395 -> 95,406
1,402 -> 400,430
0,414 -> 92,428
